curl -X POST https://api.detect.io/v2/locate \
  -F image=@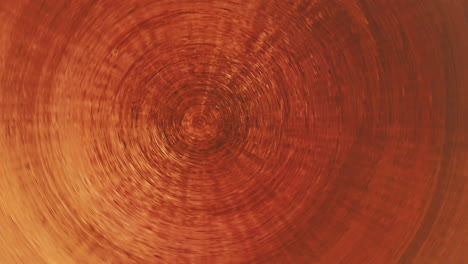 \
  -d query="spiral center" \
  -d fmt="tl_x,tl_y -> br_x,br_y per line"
192,116 -> 207,129
180,104 -> 222,143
